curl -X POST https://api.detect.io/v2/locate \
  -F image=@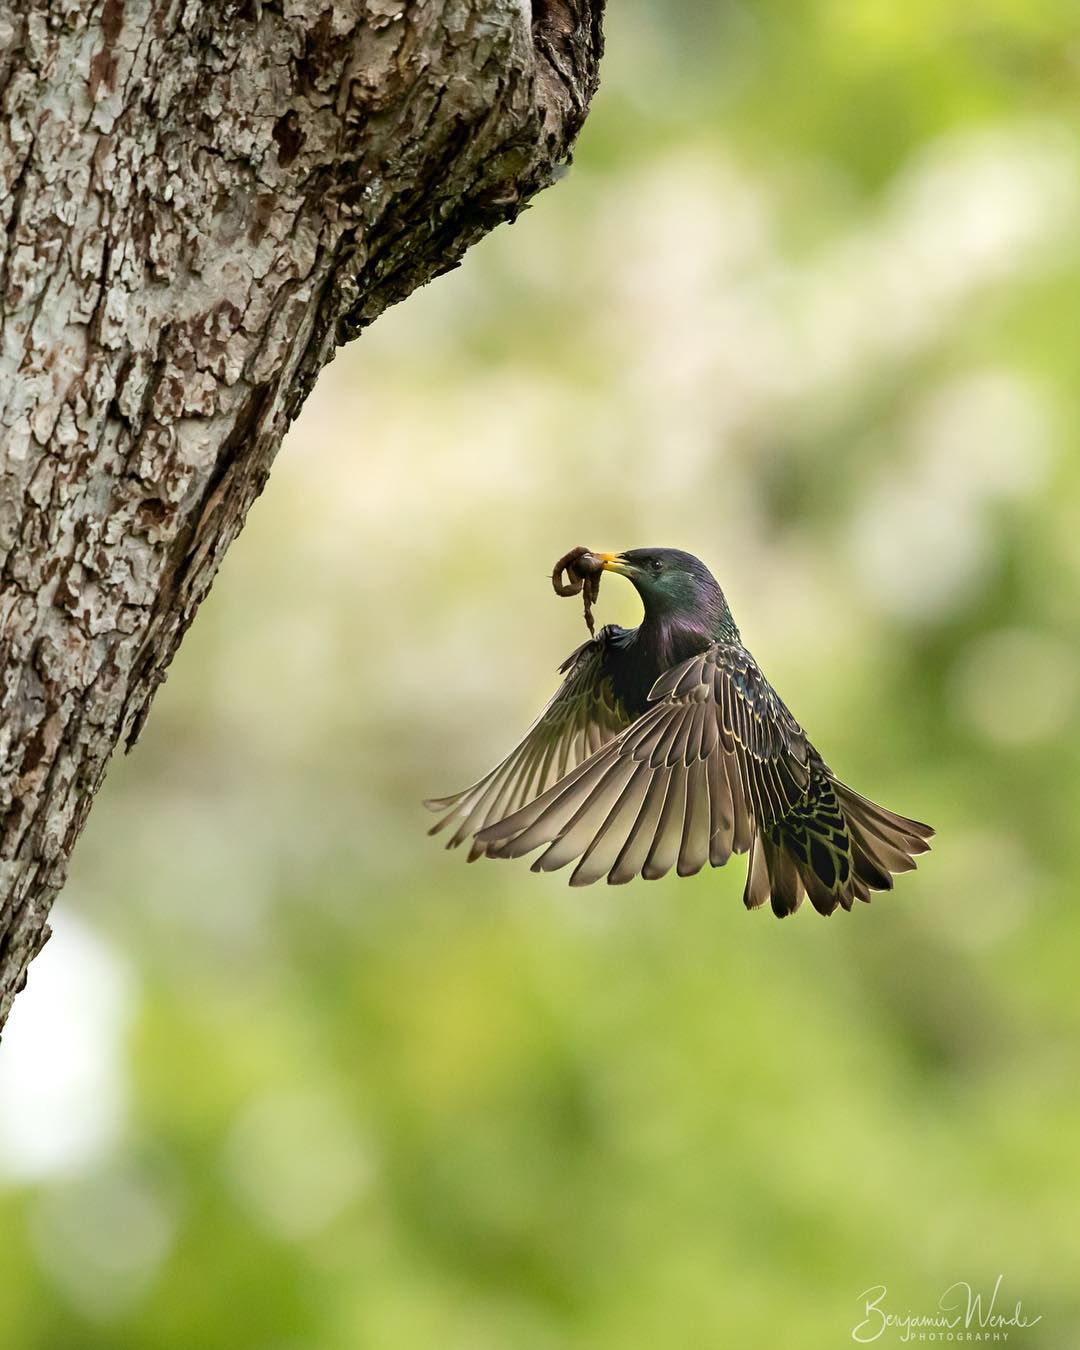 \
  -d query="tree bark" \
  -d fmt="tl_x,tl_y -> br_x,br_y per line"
0,0 -> 604,1032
